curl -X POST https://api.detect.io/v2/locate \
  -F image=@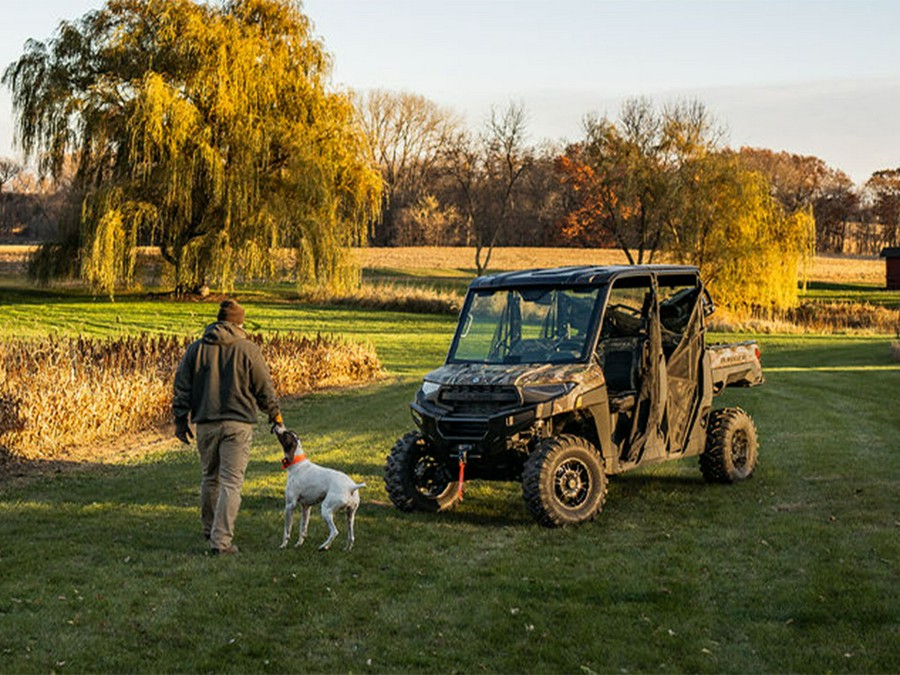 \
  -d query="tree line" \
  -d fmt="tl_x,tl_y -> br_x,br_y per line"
1,0 -> 896,308
356,91 -> 897,259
